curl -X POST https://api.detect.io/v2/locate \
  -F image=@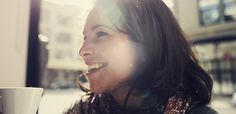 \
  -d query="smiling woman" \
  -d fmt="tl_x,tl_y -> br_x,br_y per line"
81,9 -> 137,93
65,0 -> 218,114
